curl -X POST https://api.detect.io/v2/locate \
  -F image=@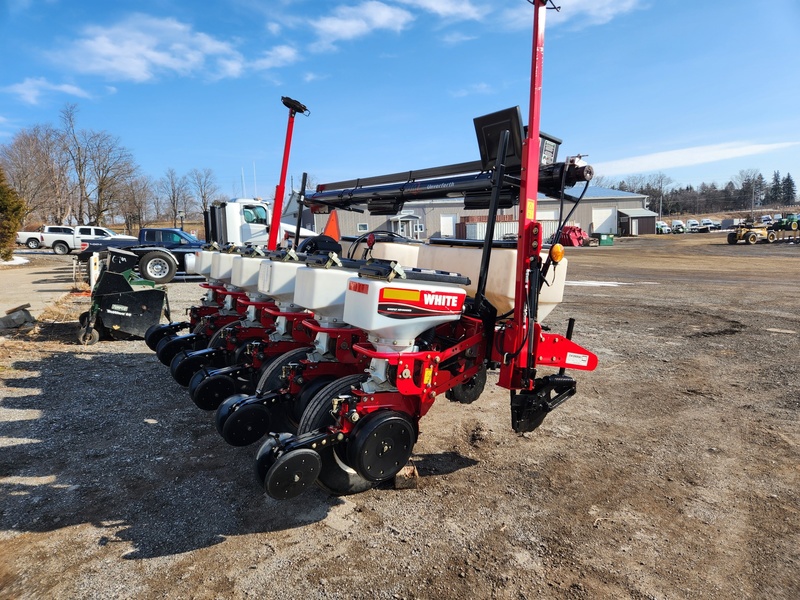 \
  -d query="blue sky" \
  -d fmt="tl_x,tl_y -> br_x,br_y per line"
2,0 -> 799,198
